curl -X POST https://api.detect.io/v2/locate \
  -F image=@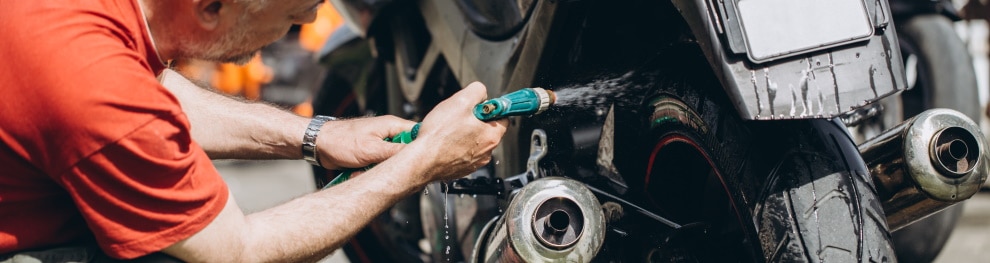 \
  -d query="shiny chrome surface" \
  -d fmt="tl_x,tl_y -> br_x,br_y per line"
526,129 -> 549,182
532,87 -> 554,114
474,177 -> 605,262
859,109 -> 989,231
